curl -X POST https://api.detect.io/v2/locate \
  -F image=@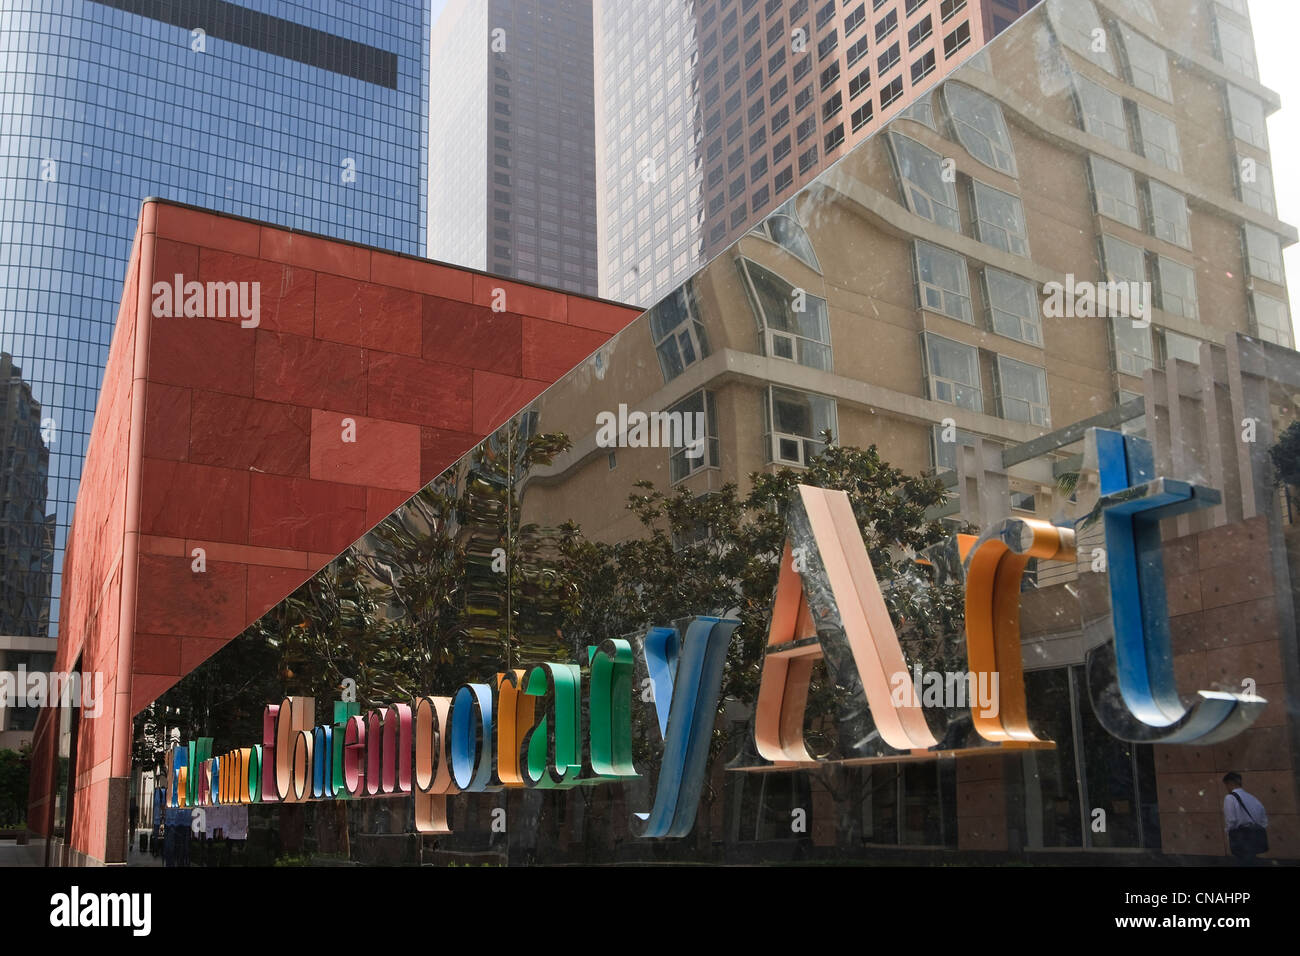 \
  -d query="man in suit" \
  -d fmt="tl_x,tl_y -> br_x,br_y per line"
1222,772 -> 1269,865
